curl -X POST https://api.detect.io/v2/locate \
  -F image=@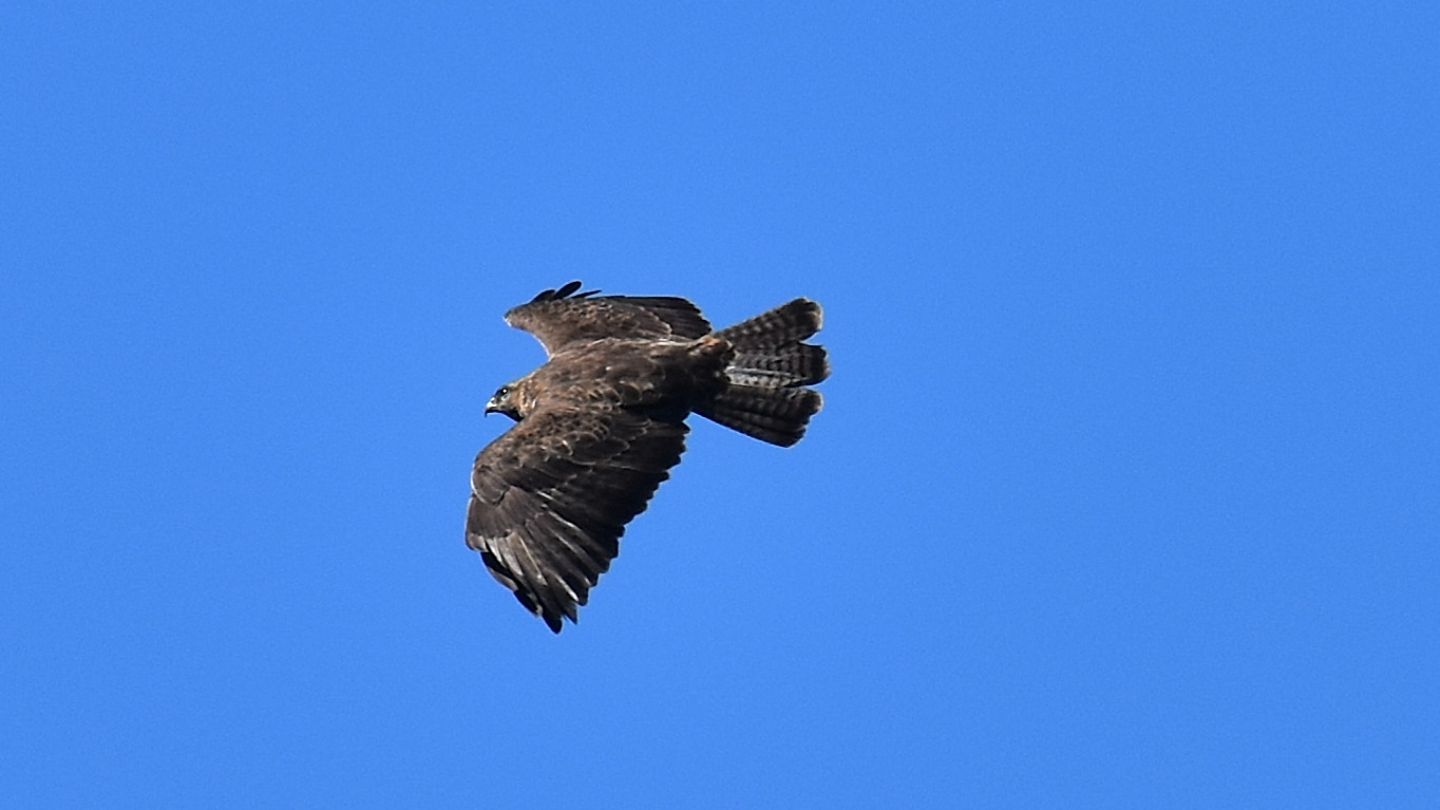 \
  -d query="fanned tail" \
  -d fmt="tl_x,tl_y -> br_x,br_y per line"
697,299 -> 829,447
